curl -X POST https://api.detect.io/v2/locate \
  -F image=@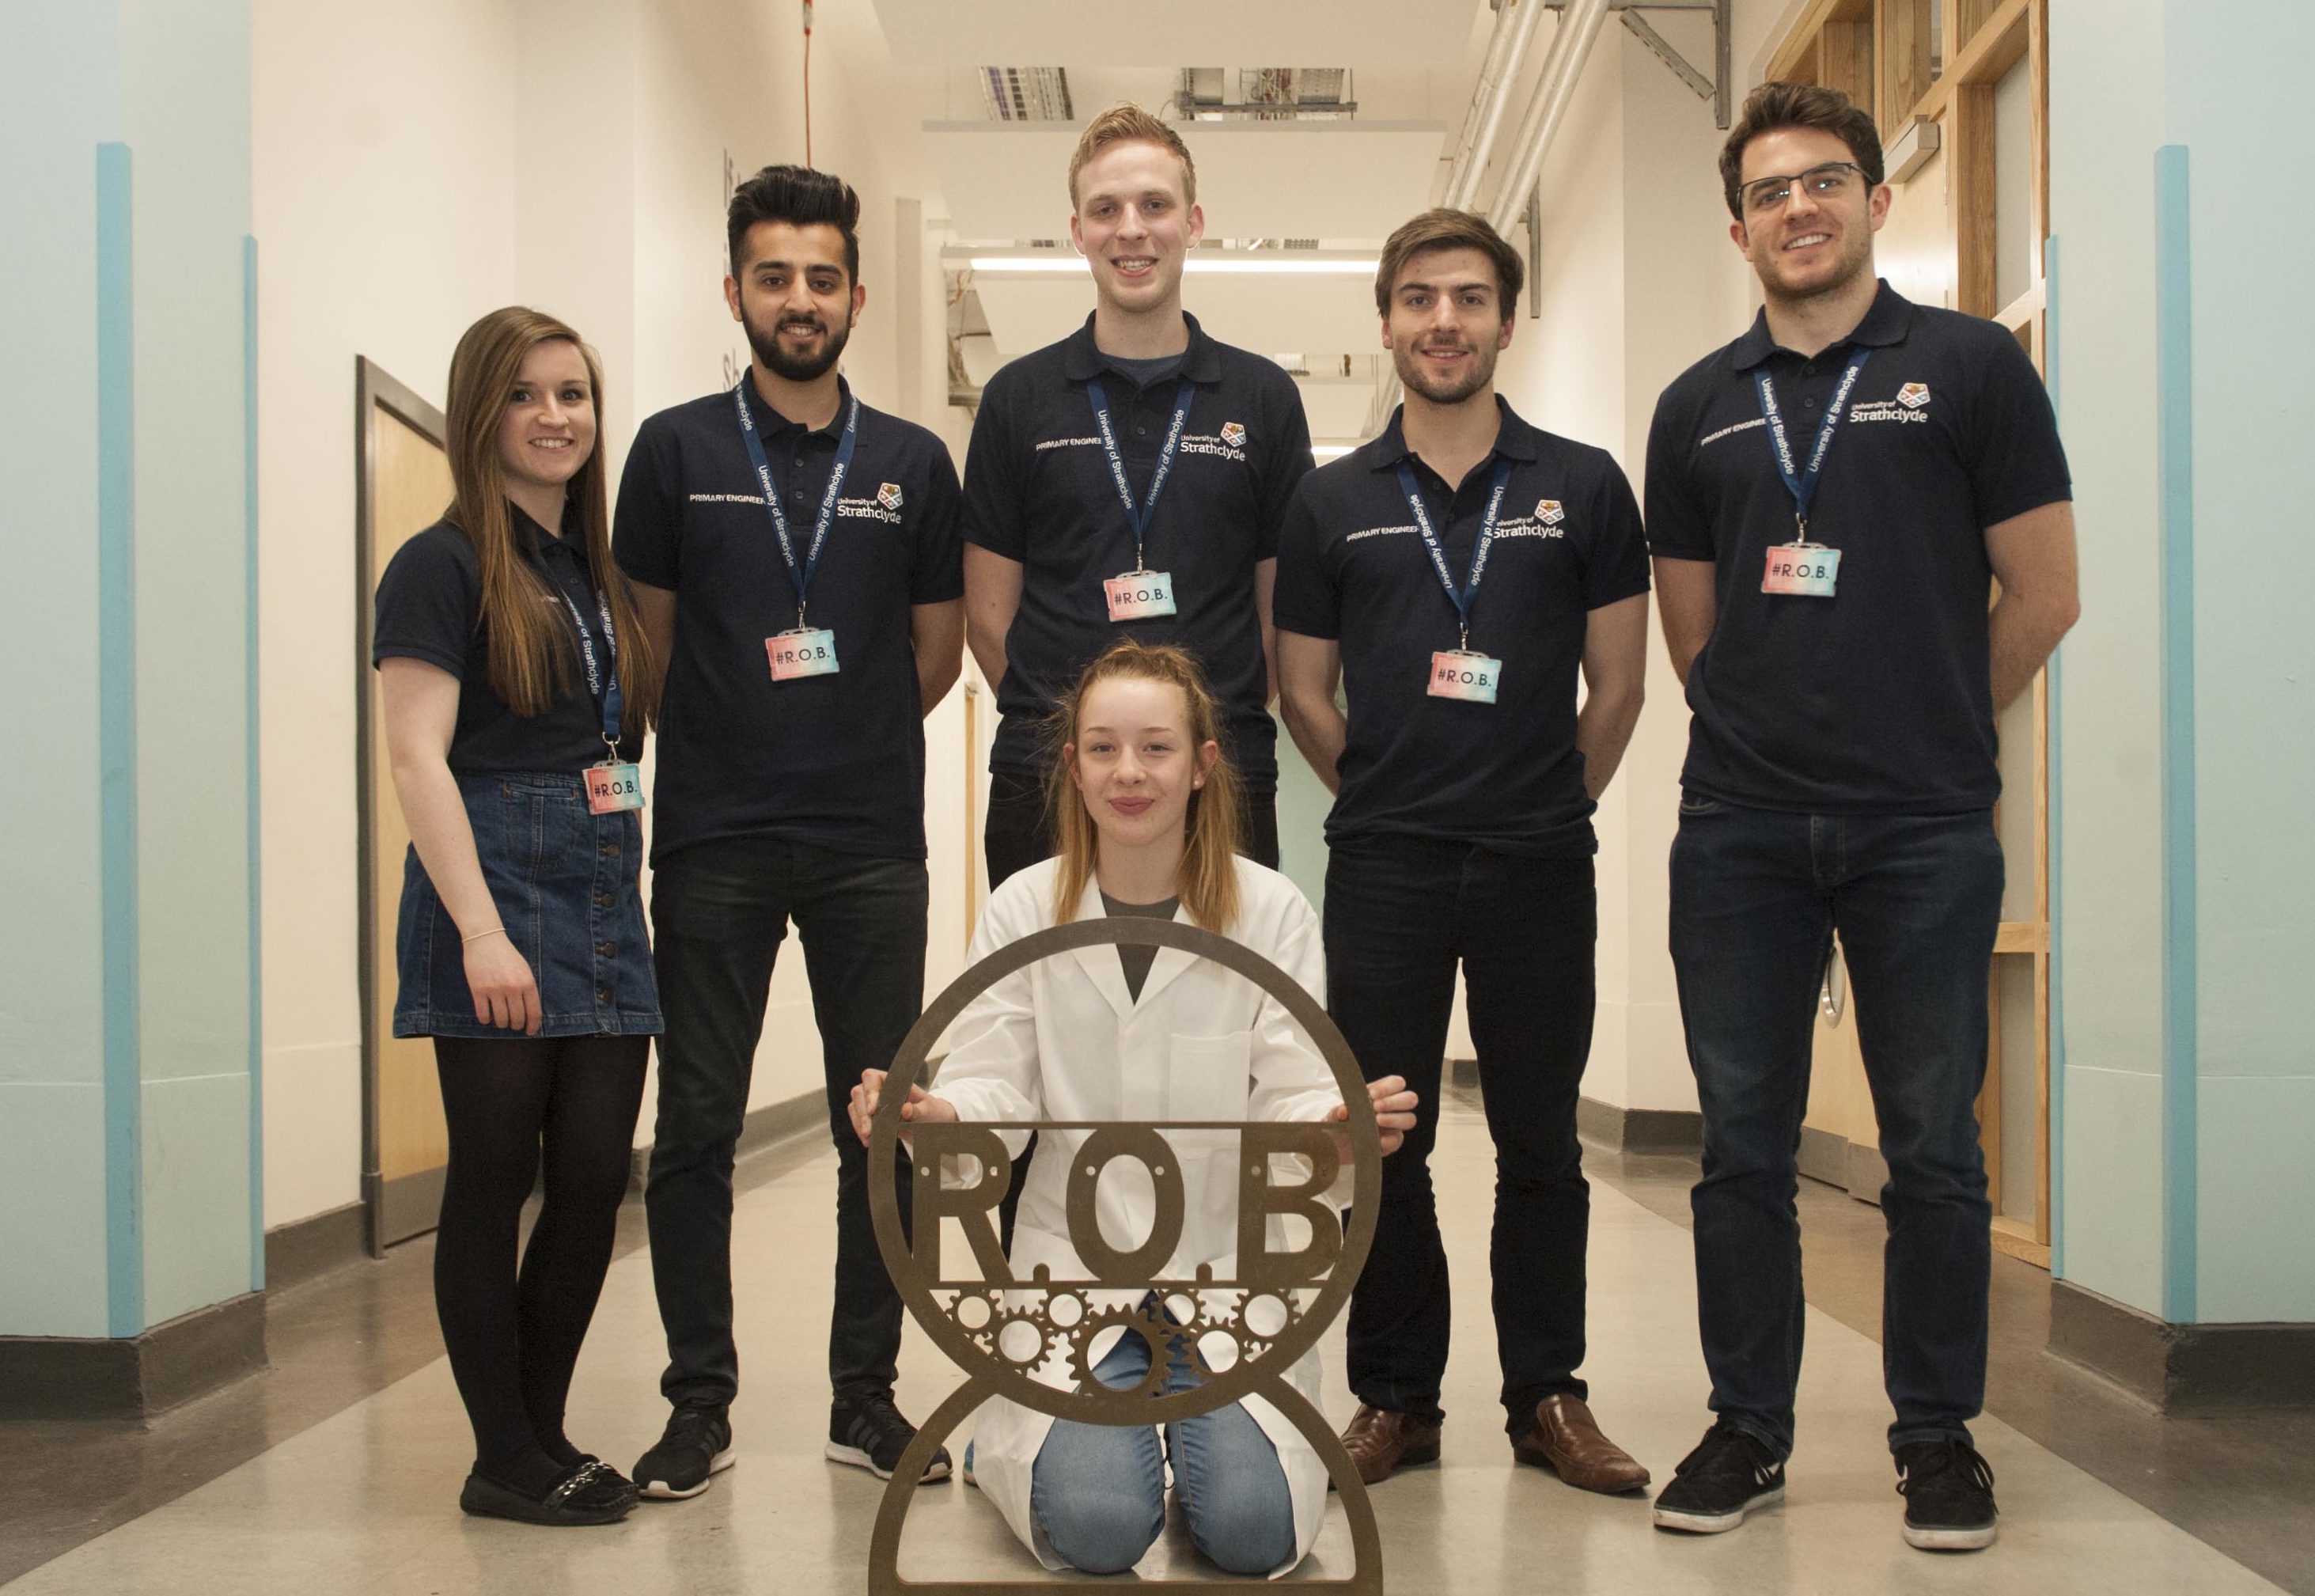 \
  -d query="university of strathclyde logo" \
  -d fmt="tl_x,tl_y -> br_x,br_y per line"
1537,499 -> 1565,525
877,482 -> 904,510
1896,382 -> 1932,410
1220,421 -> 1247,448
